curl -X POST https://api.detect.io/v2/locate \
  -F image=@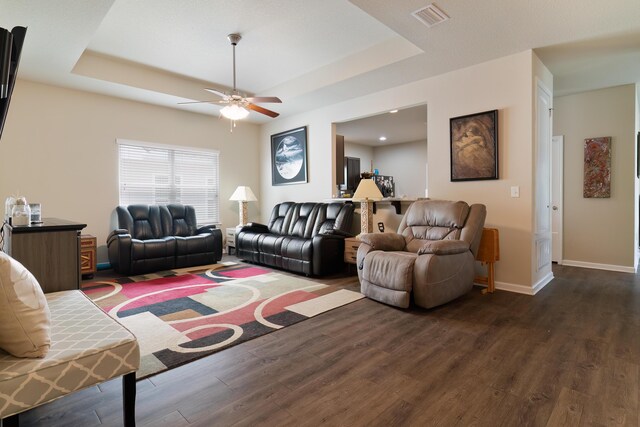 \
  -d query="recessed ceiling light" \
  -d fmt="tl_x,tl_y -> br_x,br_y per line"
389,109 -> 398,113
379,136 -> 387,141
